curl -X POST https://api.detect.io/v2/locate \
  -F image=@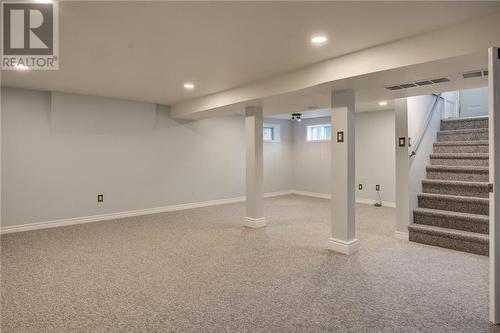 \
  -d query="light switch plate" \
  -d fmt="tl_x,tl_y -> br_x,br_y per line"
398,137 -> 406,147
337,131 -> 344,143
